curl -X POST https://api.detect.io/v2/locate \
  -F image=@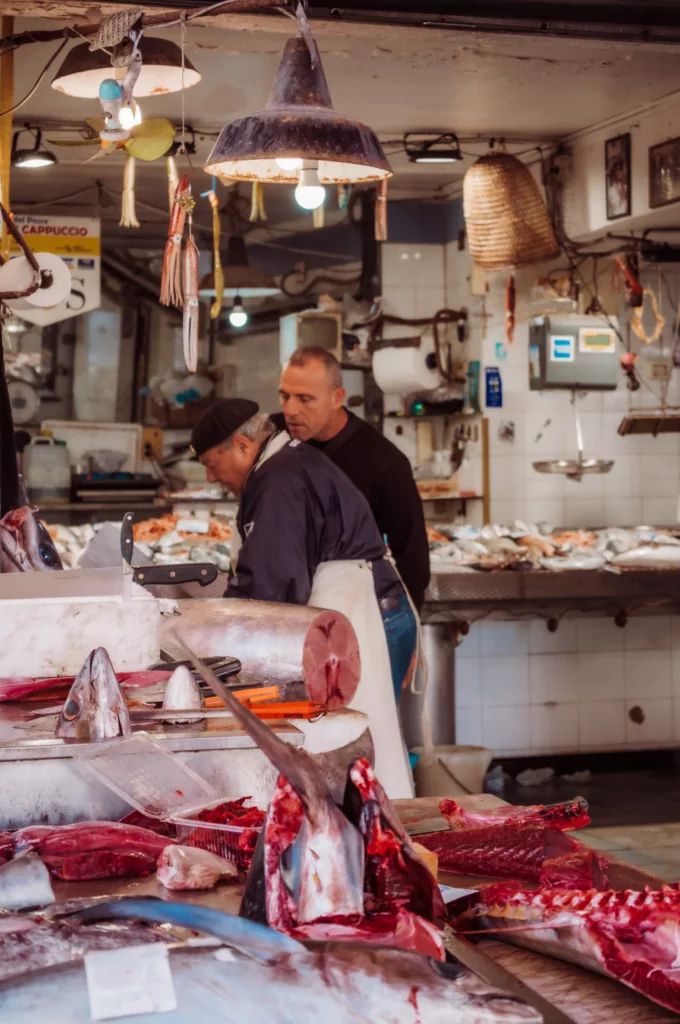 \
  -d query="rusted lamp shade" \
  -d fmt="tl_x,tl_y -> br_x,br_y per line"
463,152 -> 559,271
204,37 -> 391,185
51,38 -> 201,99
199,236 -> 281,298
